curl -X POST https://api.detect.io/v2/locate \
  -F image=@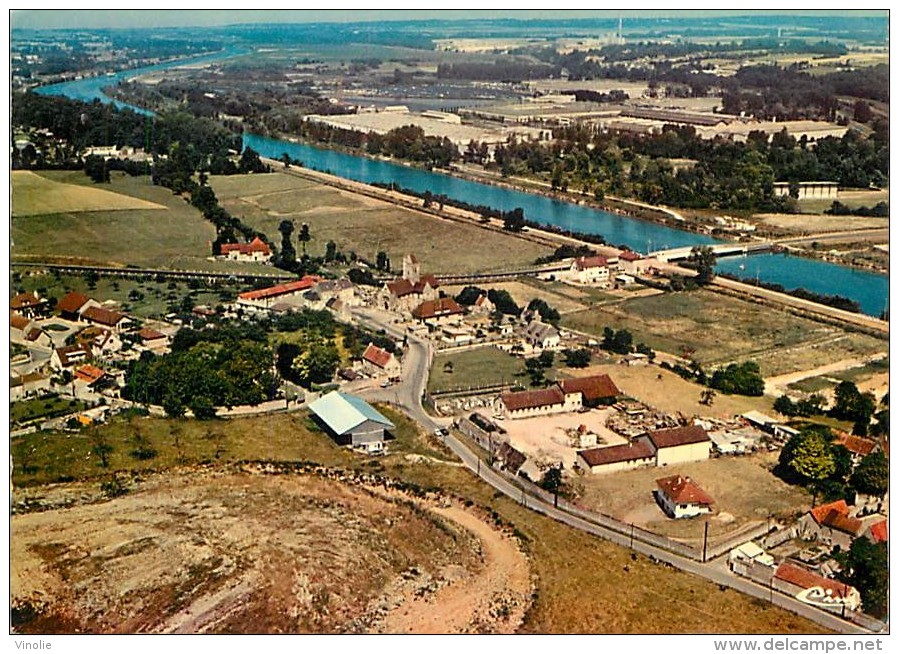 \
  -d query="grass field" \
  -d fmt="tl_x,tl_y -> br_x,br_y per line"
561,289 -> 886,377
11,170 -> 166,216
11,171 -> 218,268
428,346 -> 525,393
12,409 -> 827,634
10,396 -> 87,427
577,452 -> 812,542
210,173 -> 552,274
577,362 -> 776,419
